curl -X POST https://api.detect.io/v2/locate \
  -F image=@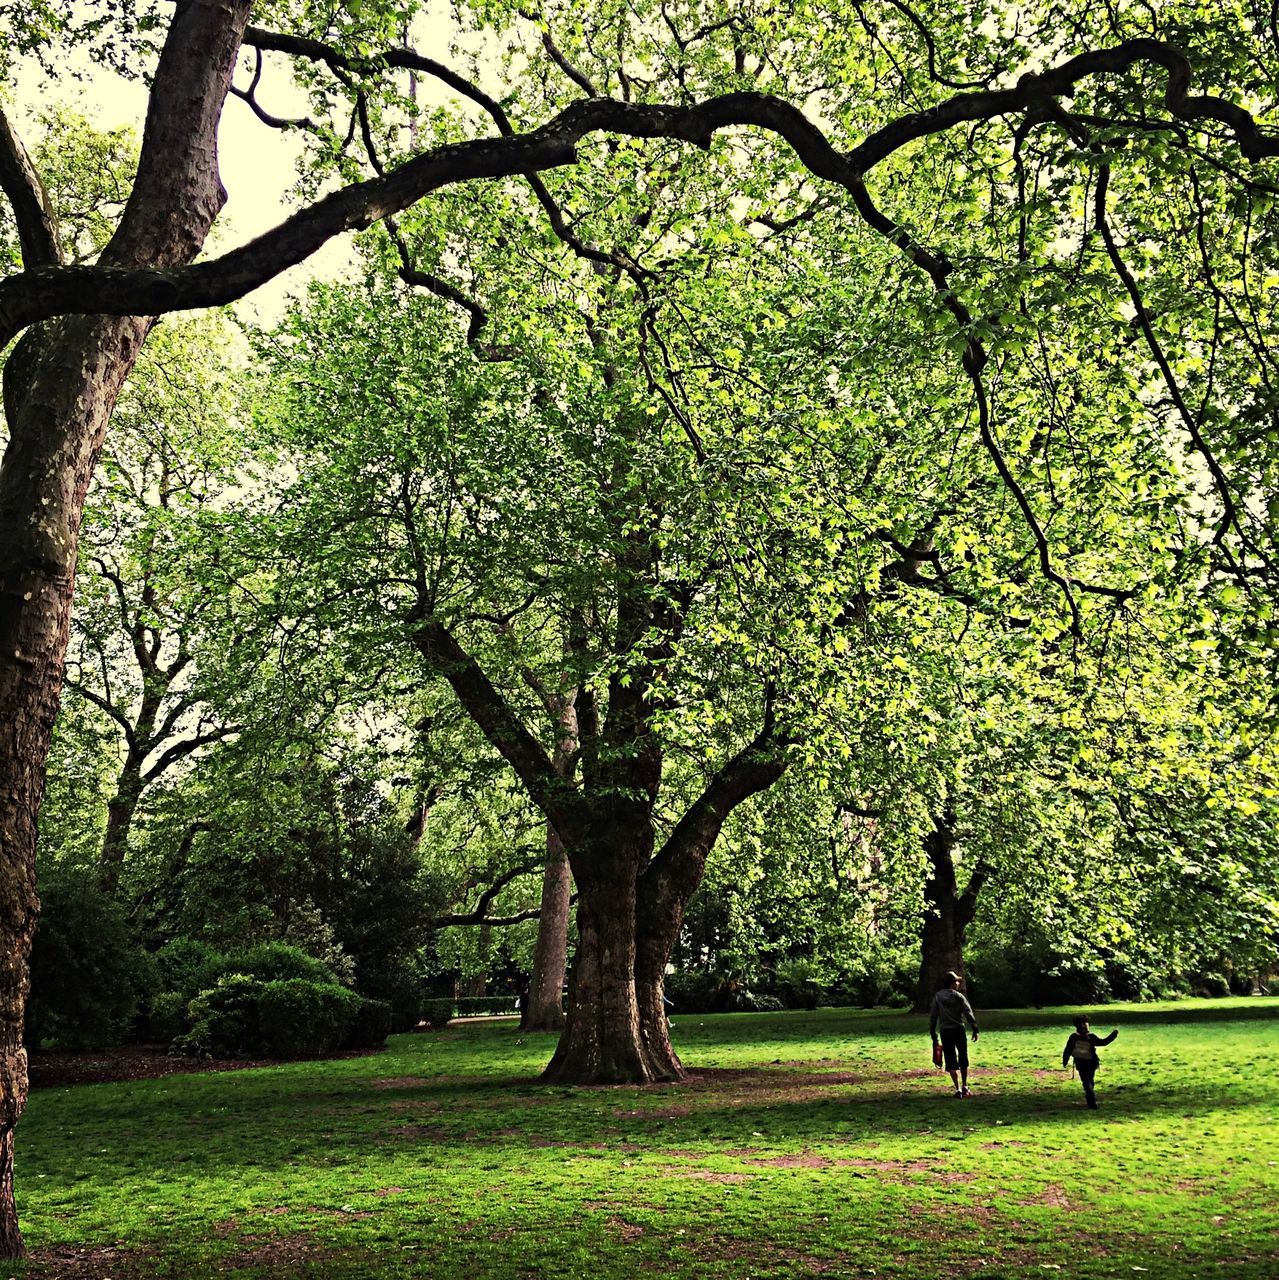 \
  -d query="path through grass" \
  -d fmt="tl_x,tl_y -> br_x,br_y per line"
15,998 -> 1279,1278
